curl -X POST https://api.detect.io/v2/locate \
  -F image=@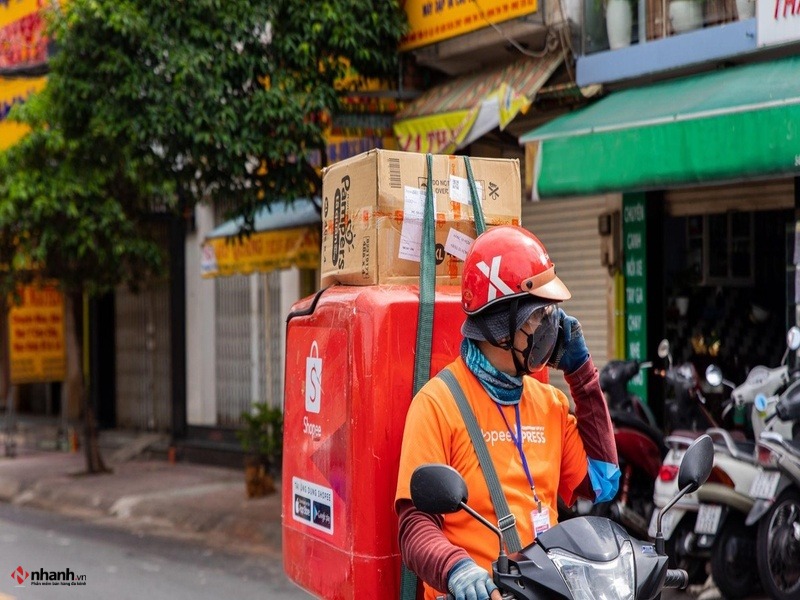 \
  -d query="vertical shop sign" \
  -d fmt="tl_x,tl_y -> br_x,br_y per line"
623,195 -> 648,403
8,284 -> 66,384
